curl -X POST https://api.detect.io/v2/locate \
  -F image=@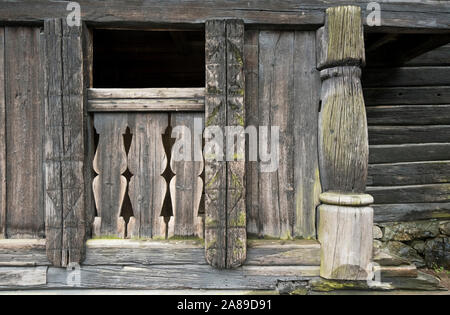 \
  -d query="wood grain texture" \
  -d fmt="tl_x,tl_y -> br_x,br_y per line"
362,67 -> 450,87
44,20 -> 86,267
258,30 -> 294,239
0,267 -> 47,288
368,161 -> 450,186
1,0 -> 448,31
373,203 -> 450,223
369,144 -> 450,164
93,114 -> 128,237
127,113 -> 168,239
367,184 -> 450,204
169,113 -> 204,238
369,125 -> 450,145
0,240 -> 49,267
364,87 -> 450,105
366,105 -> 450,125
293,31 -> 321,239
4,26 -> 44,239
0,27 -> 5,239
205,20 -> 227,268
318,204 -> 373,280
88,99 -> 205,112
